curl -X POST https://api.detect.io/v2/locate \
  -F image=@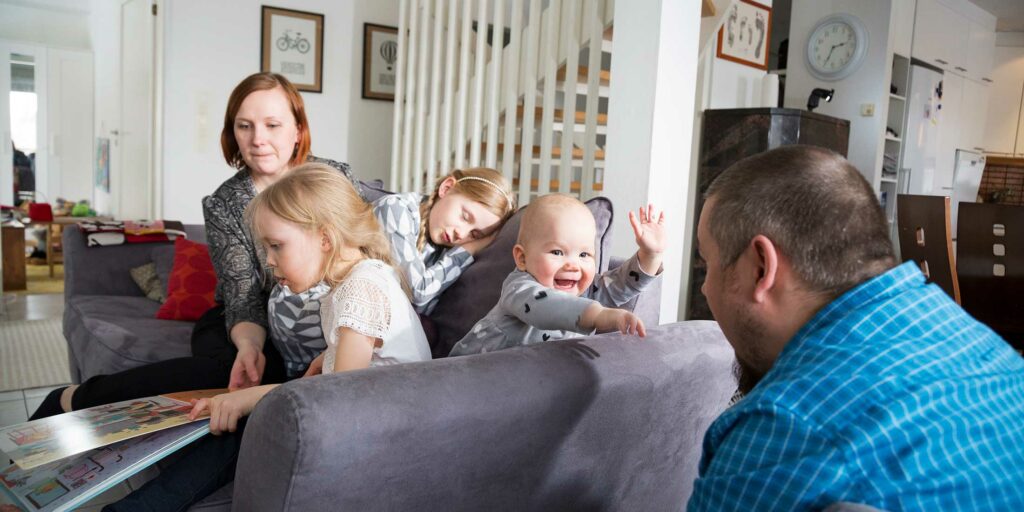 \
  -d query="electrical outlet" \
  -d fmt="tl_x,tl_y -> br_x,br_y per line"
860,103 -> 875,116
